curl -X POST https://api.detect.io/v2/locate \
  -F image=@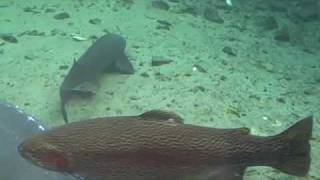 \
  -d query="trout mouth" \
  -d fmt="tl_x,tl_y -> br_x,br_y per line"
18,140 -> 69,172
18,141 -> 44,167
18,141 -> 41,166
